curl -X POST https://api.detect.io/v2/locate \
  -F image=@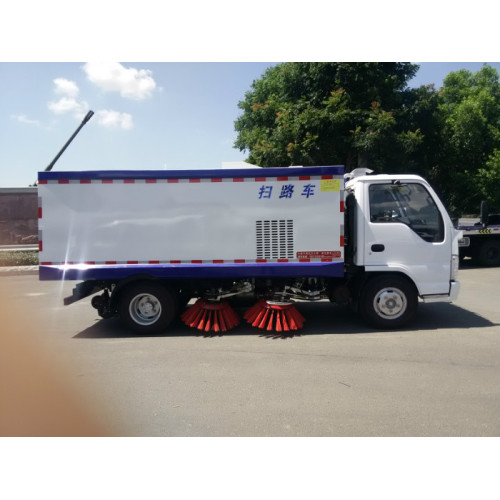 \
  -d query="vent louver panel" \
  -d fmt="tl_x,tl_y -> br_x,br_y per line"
256,220 -> 294,259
